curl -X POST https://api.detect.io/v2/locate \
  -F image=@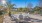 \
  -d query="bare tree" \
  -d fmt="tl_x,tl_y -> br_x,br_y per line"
39,0 -> 42,7
27,2 -> 33,8
27,2 -> 33,13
